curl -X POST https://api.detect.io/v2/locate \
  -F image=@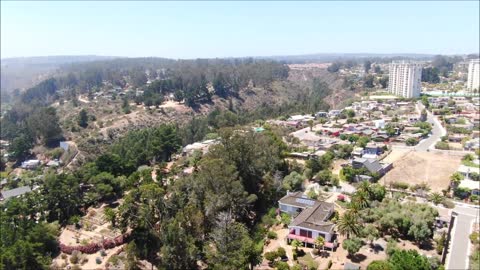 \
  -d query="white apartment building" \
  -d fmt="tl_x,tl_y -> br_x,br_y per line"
467,59 -> 480,92
388,61 -> 423,98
